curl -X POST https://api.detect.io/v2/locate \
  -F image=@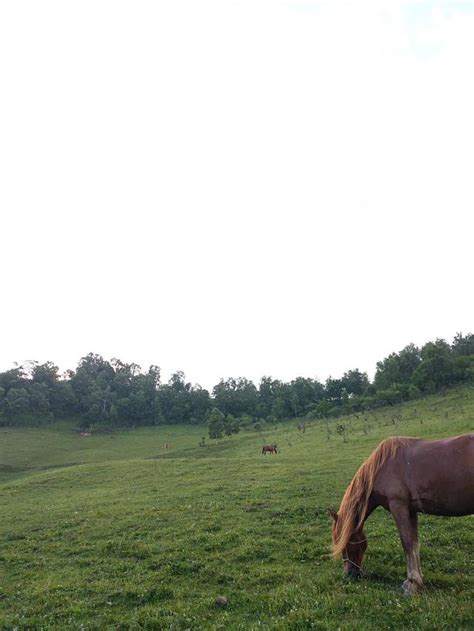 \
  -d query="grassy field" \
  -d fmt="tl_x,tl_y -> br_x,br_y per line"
1,387 -> 473,629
